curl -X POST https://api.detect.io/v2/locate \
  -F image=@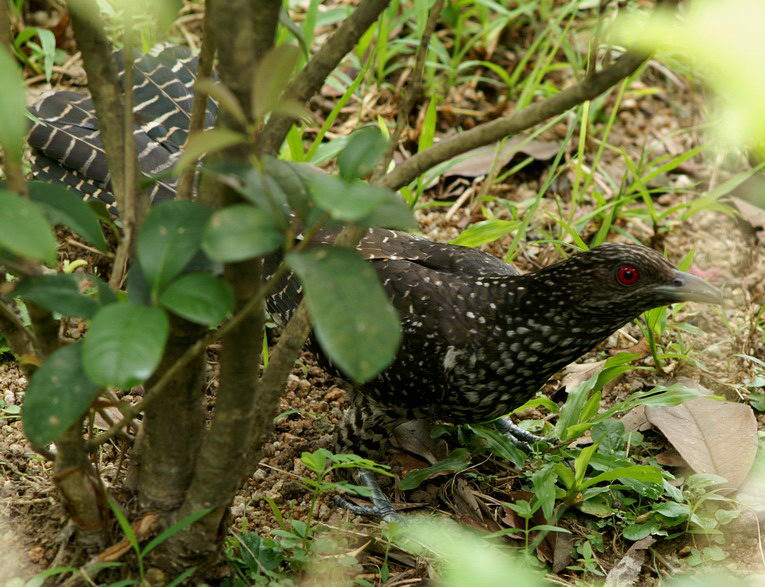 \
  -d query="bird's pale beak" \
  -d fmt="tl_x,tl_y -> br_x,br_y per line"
651,270 -> 724,305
